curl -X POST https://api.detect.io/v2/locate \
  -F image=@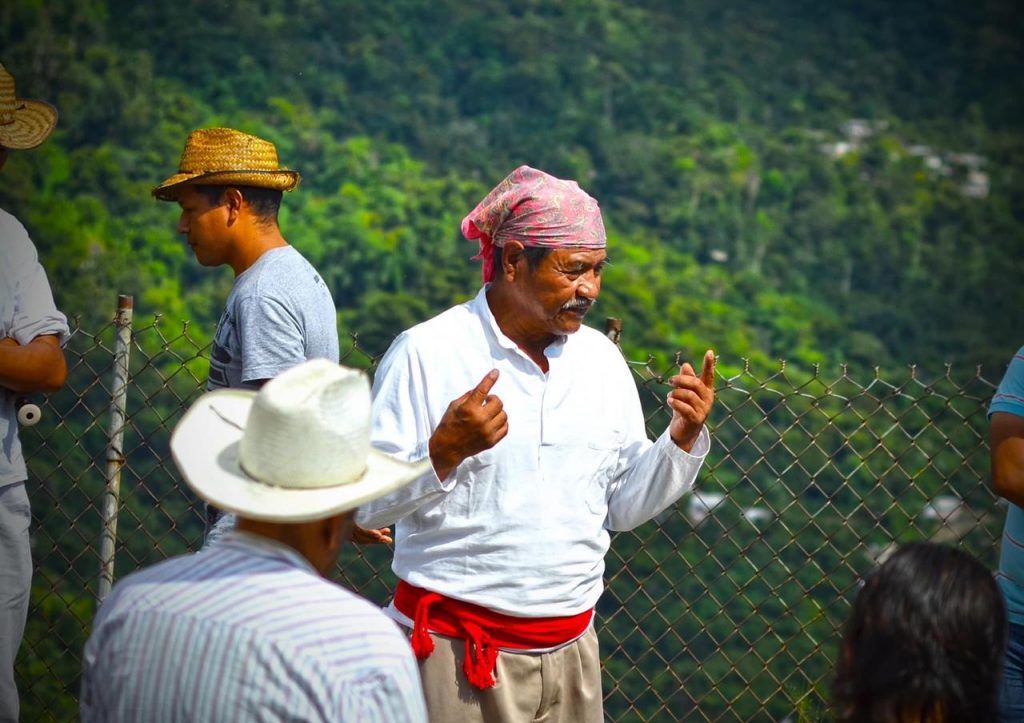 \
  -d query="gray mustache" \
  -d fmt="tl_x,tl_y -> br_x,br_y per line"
561,299 -> 593,311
